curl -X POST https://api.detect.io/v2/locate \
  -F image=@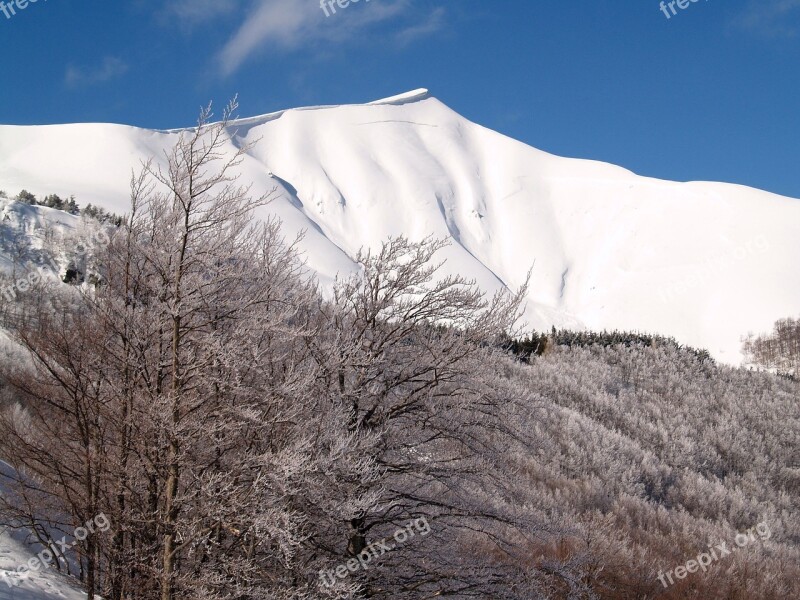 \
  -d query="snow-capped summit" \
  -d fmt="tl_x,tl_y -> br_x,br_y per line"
1,90 -> 798,363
